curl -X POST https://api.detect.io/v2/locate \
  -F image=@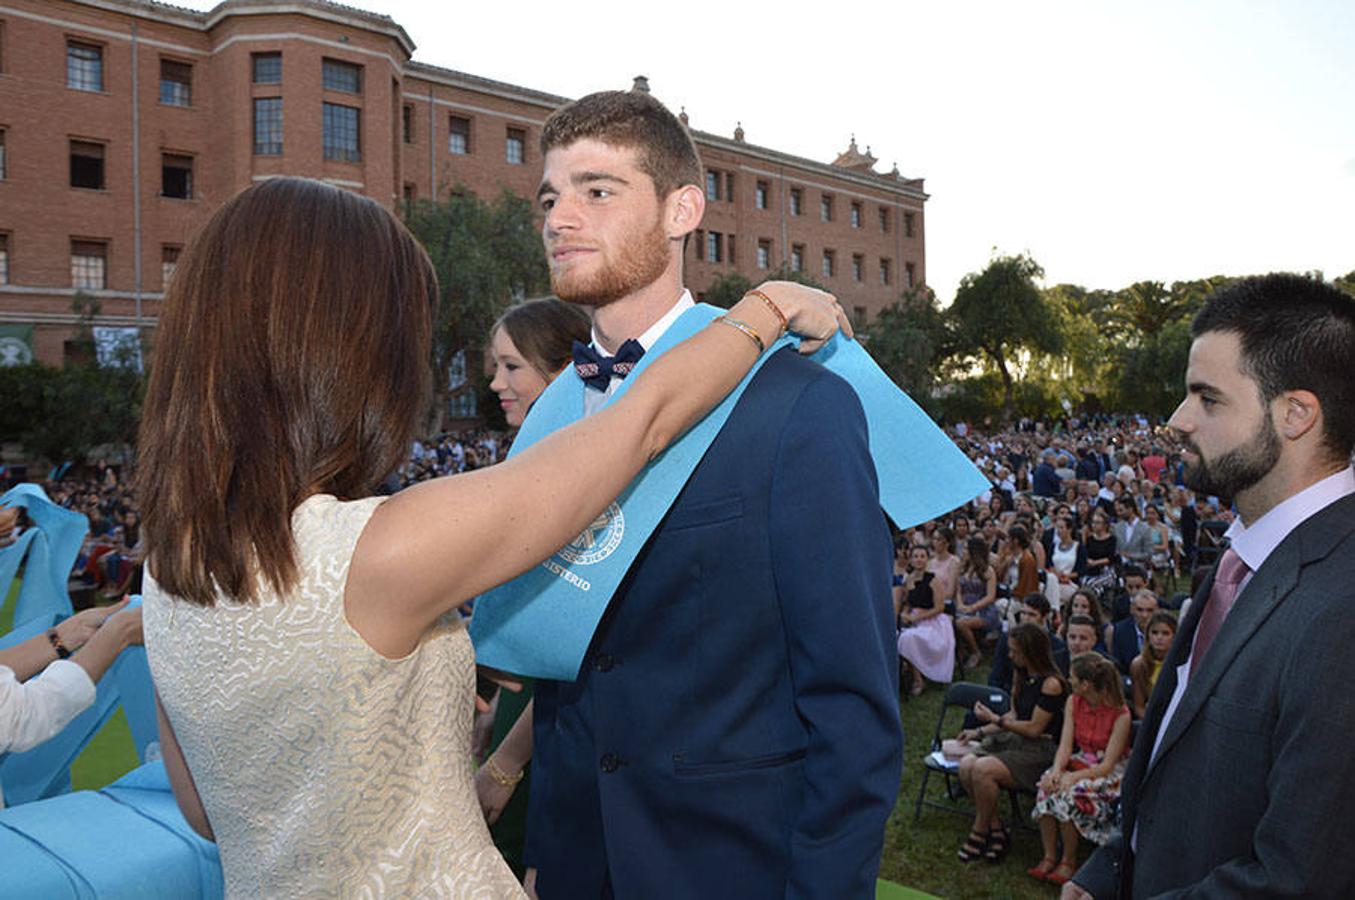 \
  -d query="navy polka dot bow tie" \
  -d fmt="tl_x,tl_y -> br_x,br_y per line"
572,339 -> 645,391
